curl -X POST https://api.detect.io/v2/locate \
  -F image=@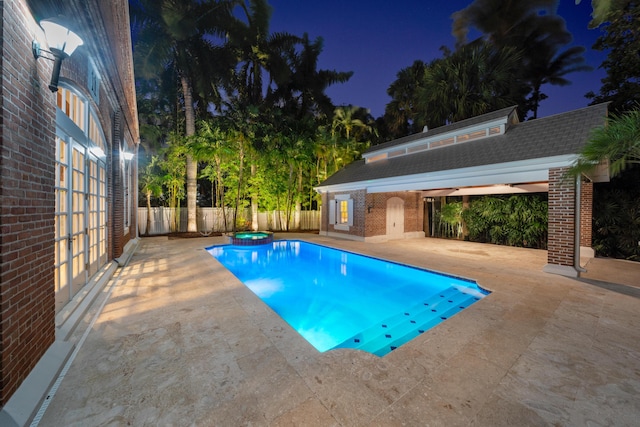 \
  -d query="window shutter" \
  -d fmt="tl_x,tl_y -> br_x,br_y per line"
347,199 -> 354,226
329,199 -> 336,224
